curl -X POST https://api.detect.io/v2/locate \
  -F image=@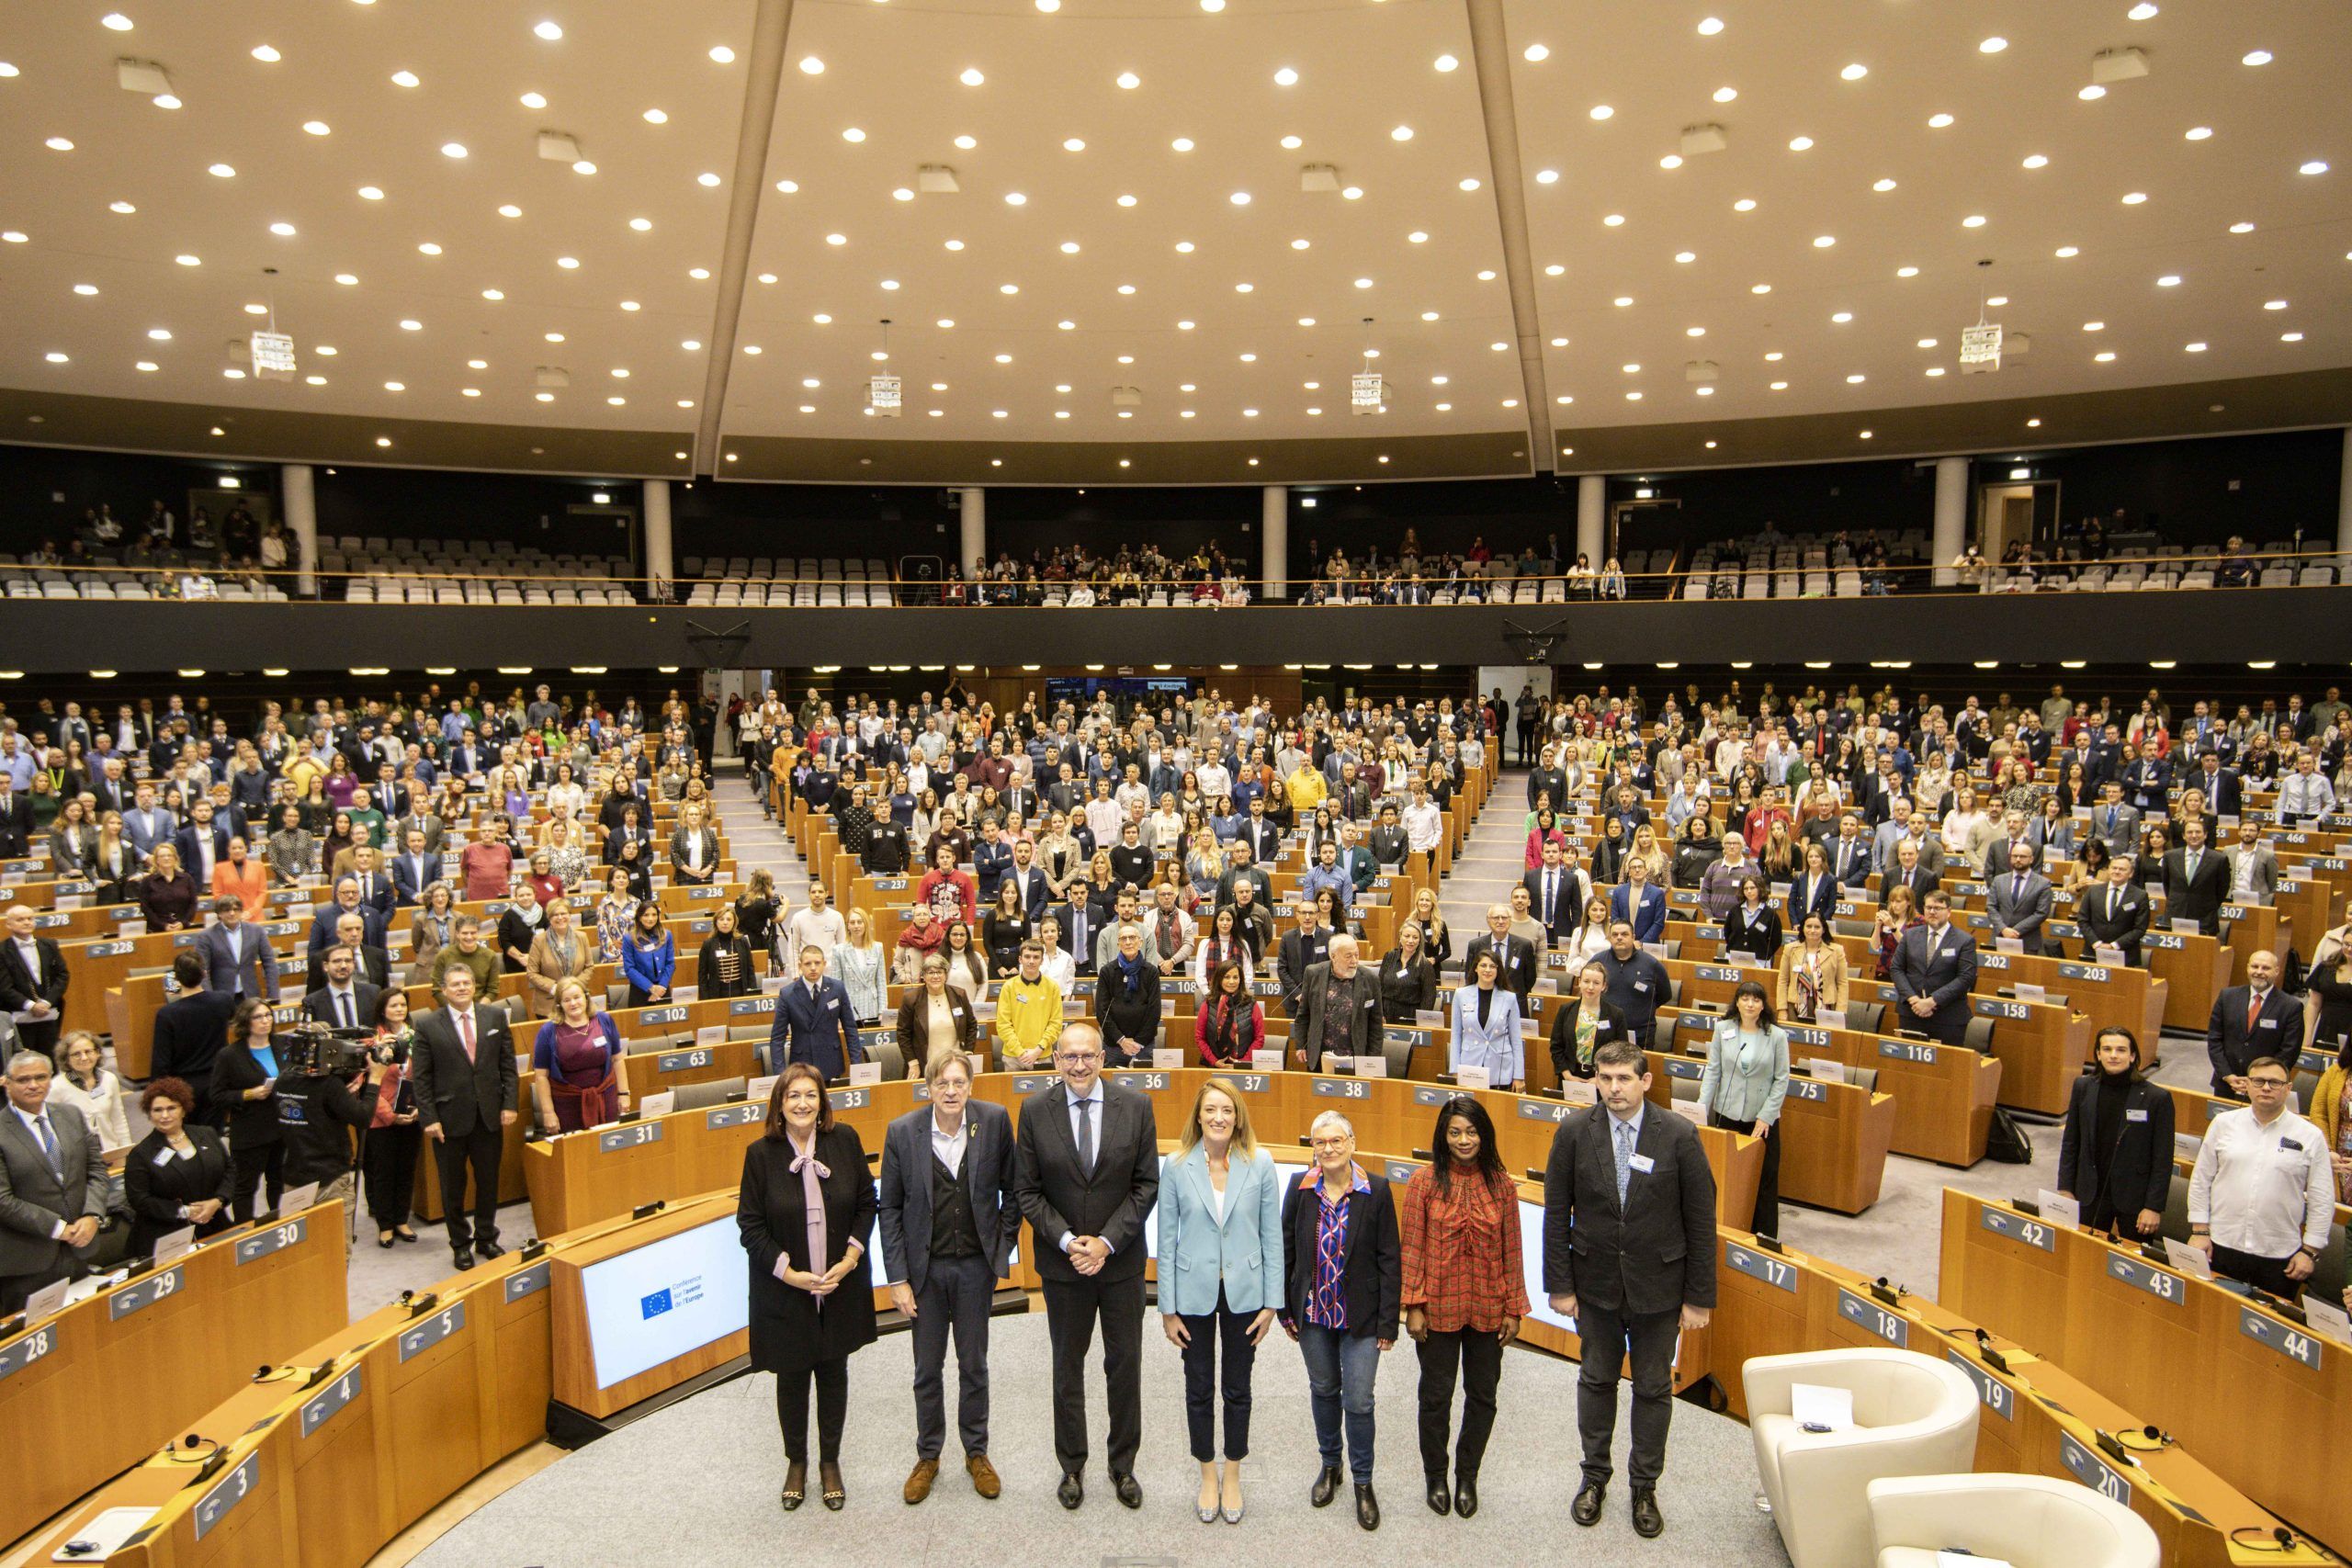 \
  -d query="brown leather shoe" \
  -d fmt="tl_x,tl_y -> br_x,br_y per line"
967,1454 -> 1001,1499
903,1458 -> 939,1505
